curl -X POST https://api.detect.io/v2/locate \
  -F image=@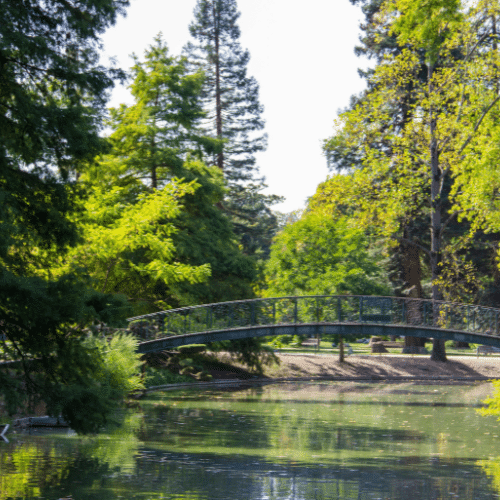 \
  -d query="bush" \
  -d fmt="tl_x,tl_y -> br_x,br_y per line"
145,366 -> 193,386
178,344 -> 207,356
45,333 -> 145,434
86,333 -> 145,394
209,338 -> 278,375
